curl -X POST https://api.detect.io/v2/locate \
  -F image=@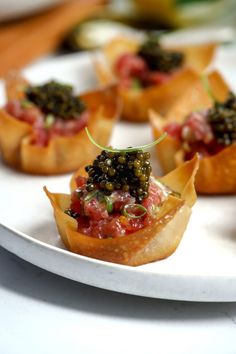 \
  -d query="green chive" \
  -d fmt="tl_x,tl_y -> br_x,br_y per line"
44,114 -> 55,129
20,99 -> 33,108
85,127 -> 166,153
201,75 -> 217,103
84,190 -> 98,202
84,190 -> 113,213
122,204 -> 147,219
103,195 -> 113,213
